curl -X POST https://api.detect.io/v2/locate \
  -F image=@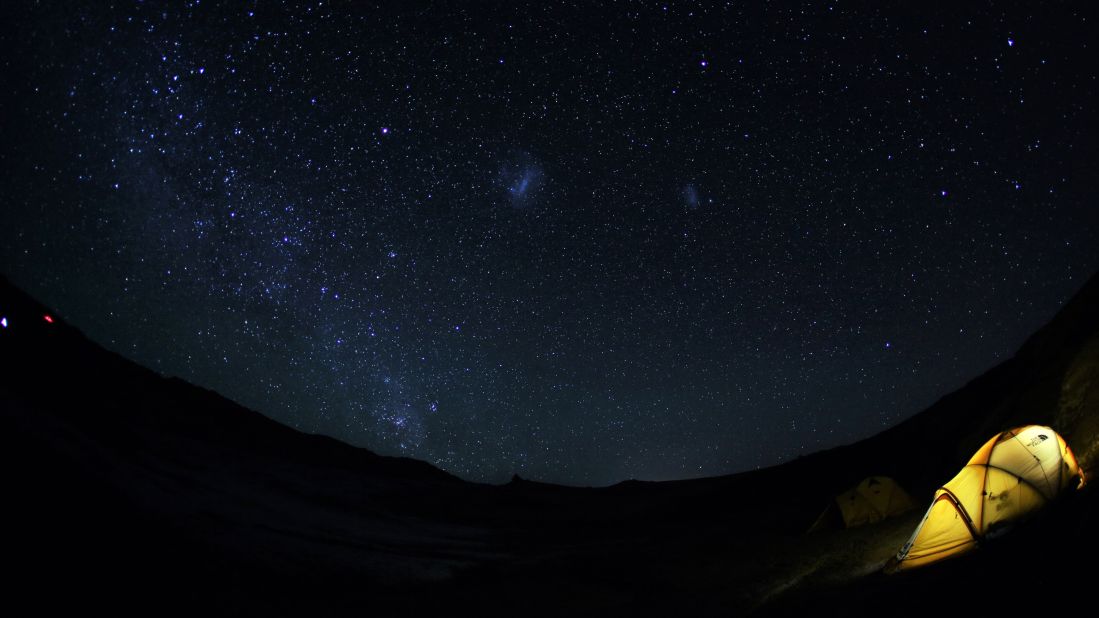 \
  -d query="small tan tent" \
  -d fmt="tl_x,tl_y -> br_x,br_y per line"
808,476 -> 915,533
890,425 -> 1085,571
